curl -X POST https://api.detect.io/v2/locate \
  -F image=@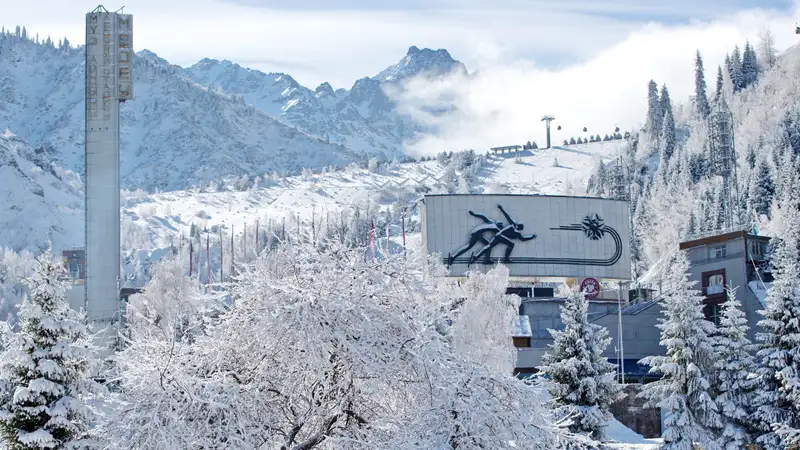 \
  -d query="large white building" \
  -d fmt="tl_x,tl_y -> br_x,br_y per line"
420,193 -> 633,370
